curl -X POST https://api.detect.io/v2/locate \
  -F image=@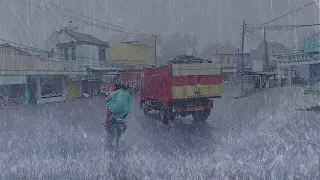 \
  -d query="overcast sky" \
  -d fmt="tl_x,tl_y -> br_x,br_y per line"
0,0 -> 319,52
